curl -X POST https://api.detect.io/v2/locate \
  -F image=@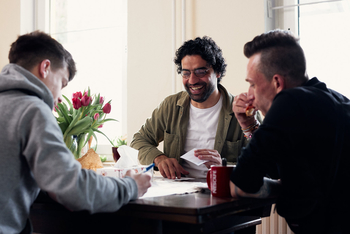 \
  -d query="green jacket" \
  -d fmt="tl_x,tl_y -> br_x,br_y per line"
131,84 -> 255,166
